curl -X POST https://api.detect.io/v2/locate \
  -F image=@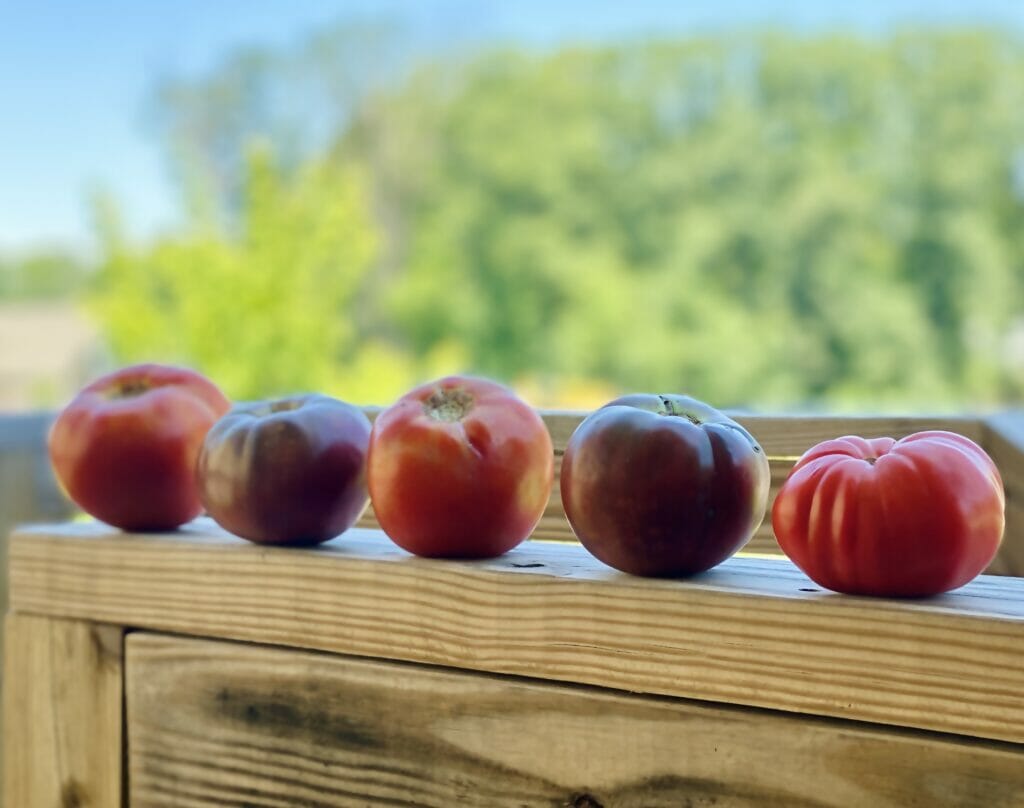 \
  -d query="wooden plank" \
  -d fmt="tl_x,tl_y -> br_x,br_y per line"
0,414 -> 77,688
0,412 -> 71,524
3,614 -> 123,808
985,411 -> 1024,499
983,412 -> 1024,577
10,521 -> 1024,744
126,632 -> 1024,808
730,414 -> 985,459
996,496 -> 1024,579
540,410 -> 984,457
735,459 -> 792,557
